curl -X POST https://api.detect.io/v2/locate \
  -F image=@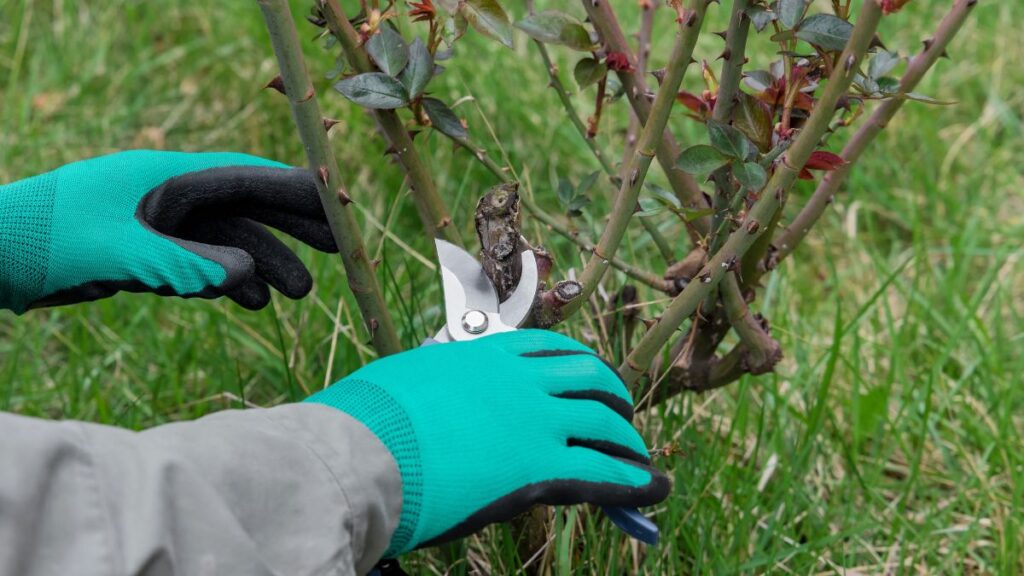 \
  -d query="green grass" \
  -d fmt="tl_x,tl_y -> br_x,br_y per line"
2,0 -> 1022,573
